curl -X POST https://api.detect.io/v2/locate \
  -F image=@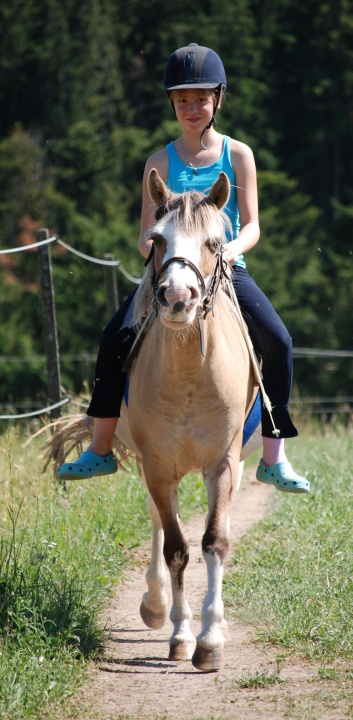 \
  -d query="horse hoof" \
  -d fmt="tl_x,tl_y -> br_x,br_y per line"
168,640 -> 195,662
140,601 -> 167,629
192,644 -> 224,672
